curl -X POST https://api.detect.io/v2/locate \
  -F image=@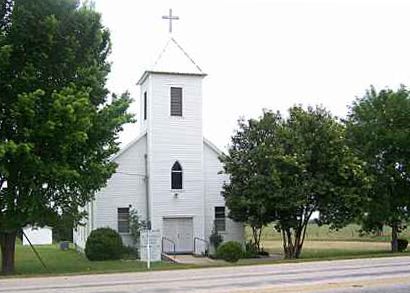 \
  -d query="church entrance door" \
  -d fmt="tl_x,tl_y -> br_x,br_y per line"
163,217 -> 193,253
